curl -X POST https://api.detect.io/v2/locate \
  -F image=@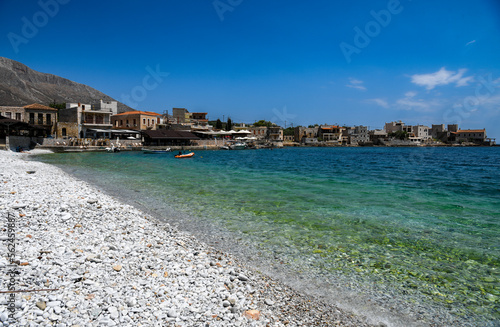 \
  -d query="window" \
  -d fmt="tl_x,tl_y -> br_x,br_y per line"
4,112 -> 11,118
29,113 -> 35,124
15,113 -> 21,121
46,114 -> 51,125
115,121 -> 119,127
133,119 -> 137,126
143,118 -> 146,125
84,114 -> 93,124
62,128 -> 67,137
38,113 -> 43,125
